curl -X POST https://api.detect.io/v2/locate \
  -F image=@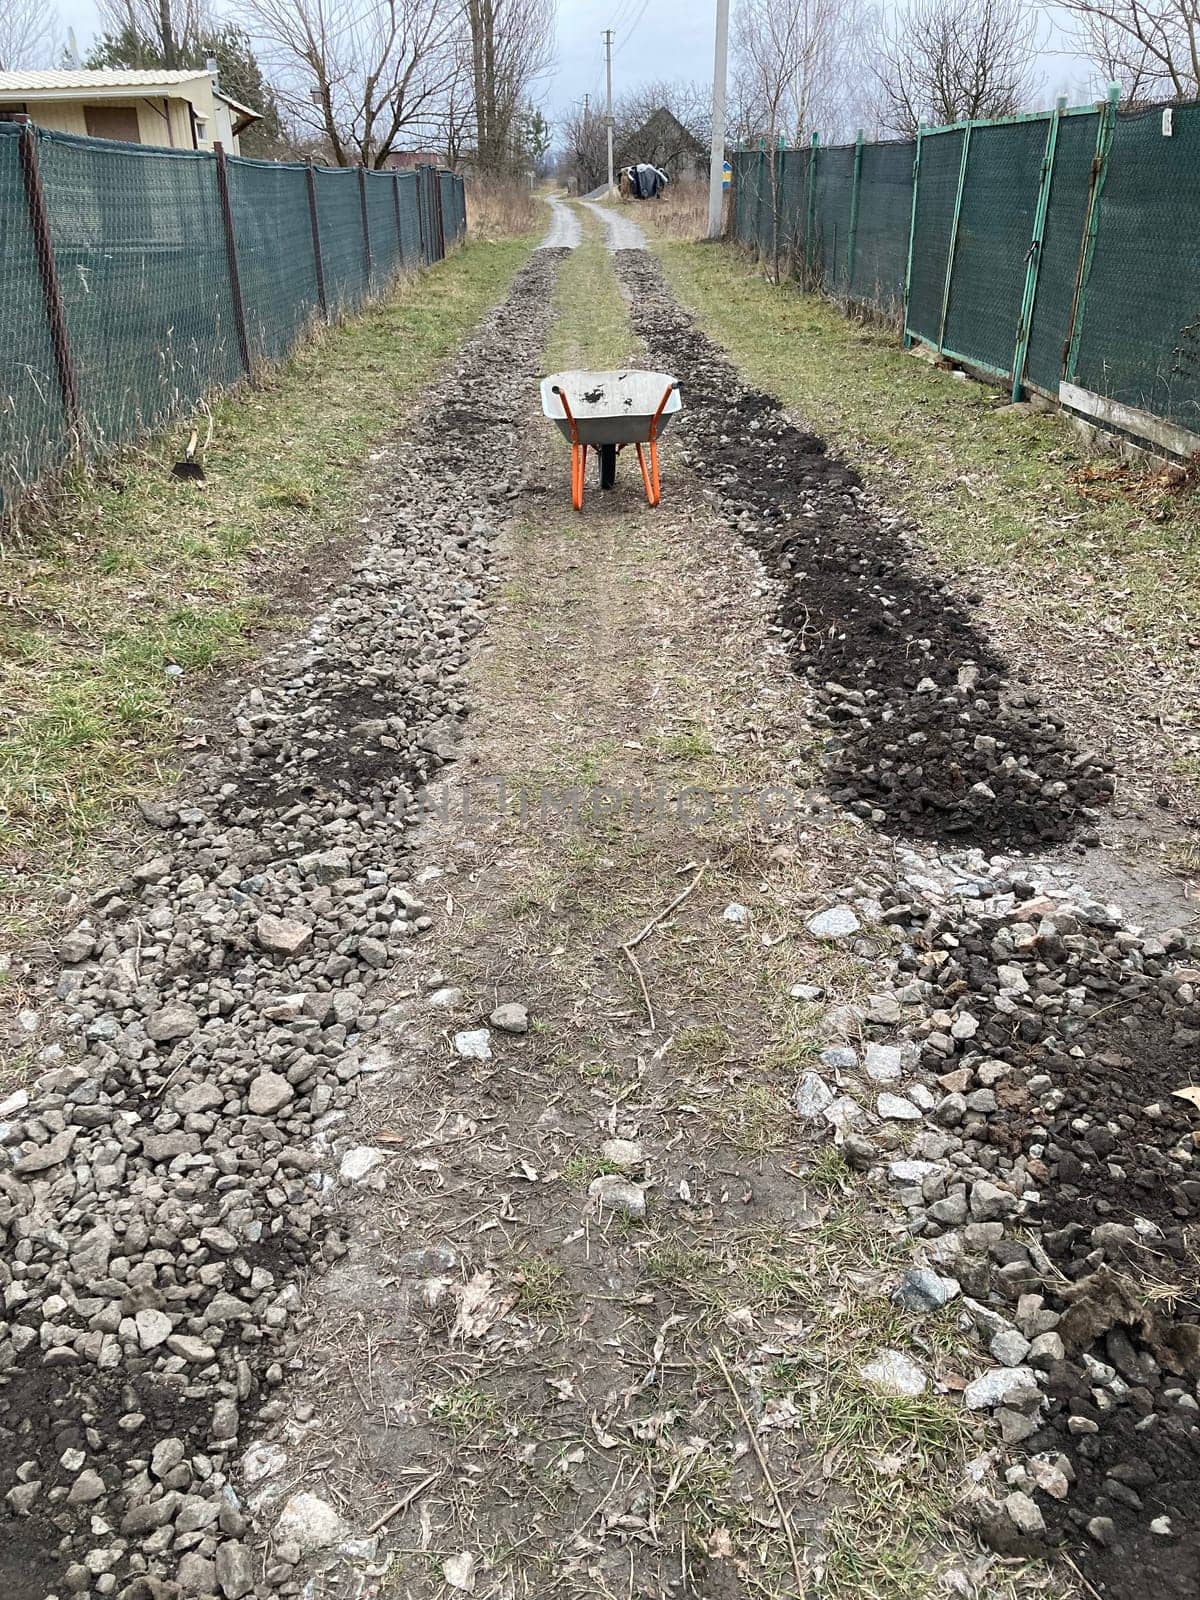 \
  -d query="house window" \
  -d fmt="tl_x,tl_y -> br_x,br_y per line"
85,105 -> 141,142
